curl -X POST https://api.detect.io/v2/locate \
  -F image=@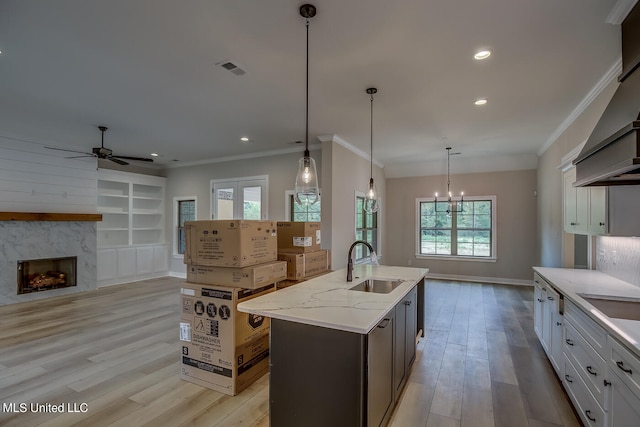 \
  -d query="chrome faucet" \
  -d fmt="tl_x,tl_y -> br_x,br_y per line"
346,240 -> 374,282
